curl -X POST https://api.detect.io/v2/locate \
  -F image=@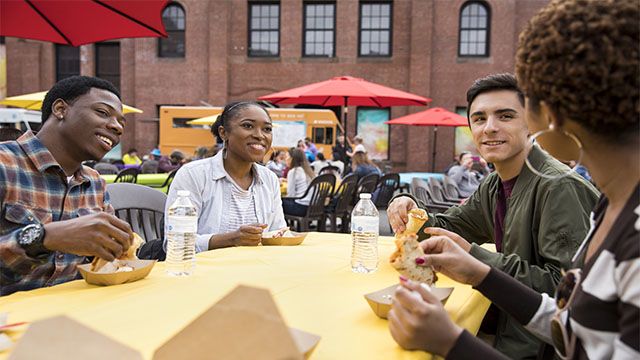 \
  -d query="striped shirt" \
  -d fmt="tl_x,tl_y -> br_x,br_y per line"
449,185 -> 640,359
0,131 -> 112,296
218,179 -> 258,235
